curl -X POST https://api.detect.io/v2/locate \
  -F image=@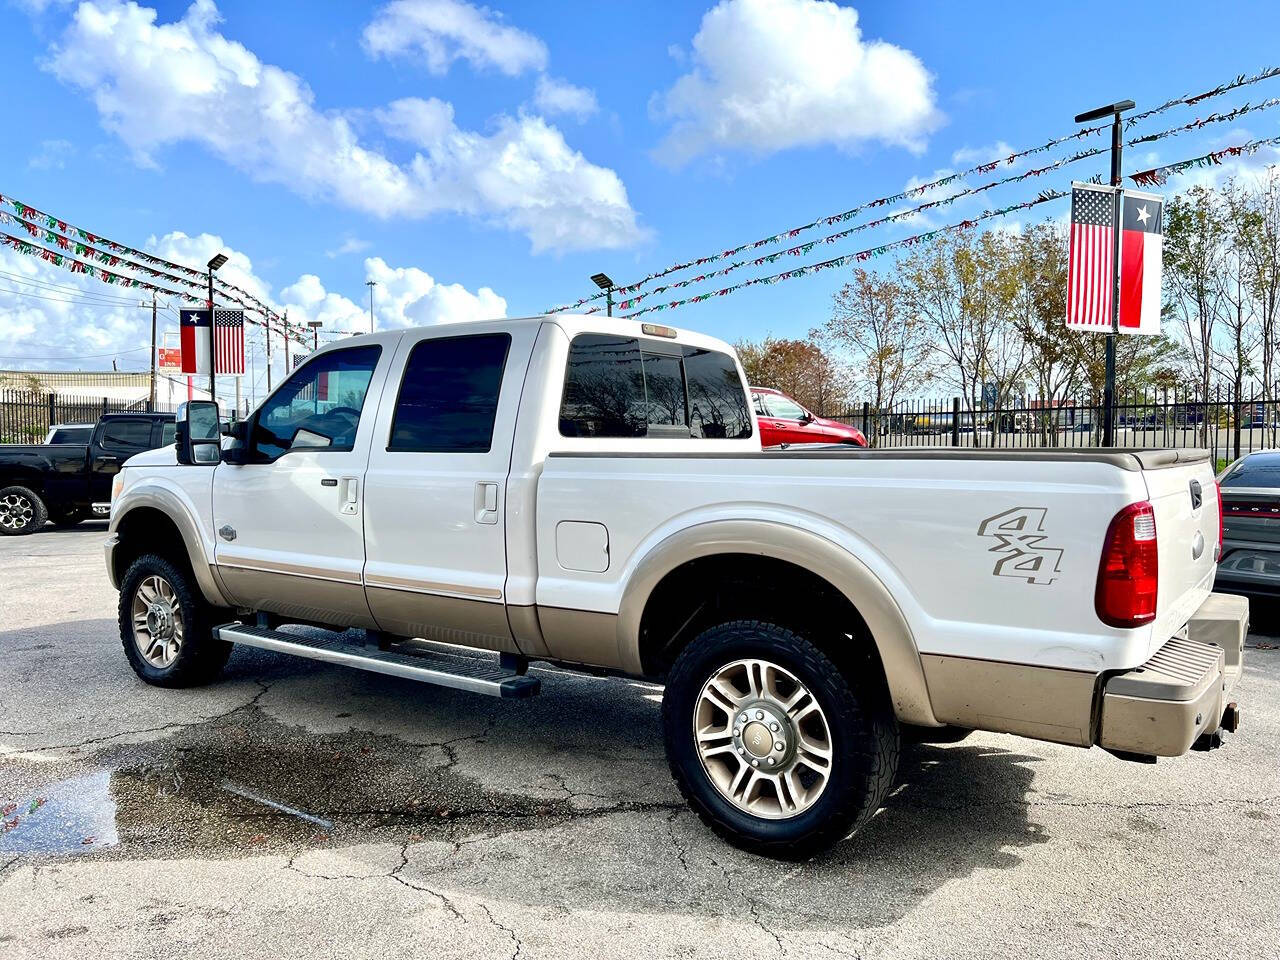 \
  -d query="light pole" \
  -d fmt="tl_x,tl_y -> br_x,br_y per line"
1073,99 -> 1134,448
365,279 -> 377,332
590,272 -> 616,317
206,252 -> 228,406
307,320 -> 323,352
